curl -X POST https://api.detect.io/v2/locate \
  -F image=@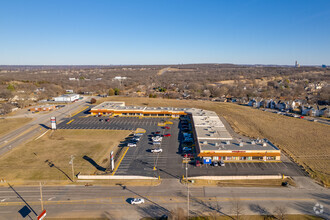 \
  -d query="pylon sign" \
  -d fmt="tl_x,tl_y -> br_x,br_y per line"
38,210 -> 46,220
50,117 -> 56,130
111,151 -> 114,171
